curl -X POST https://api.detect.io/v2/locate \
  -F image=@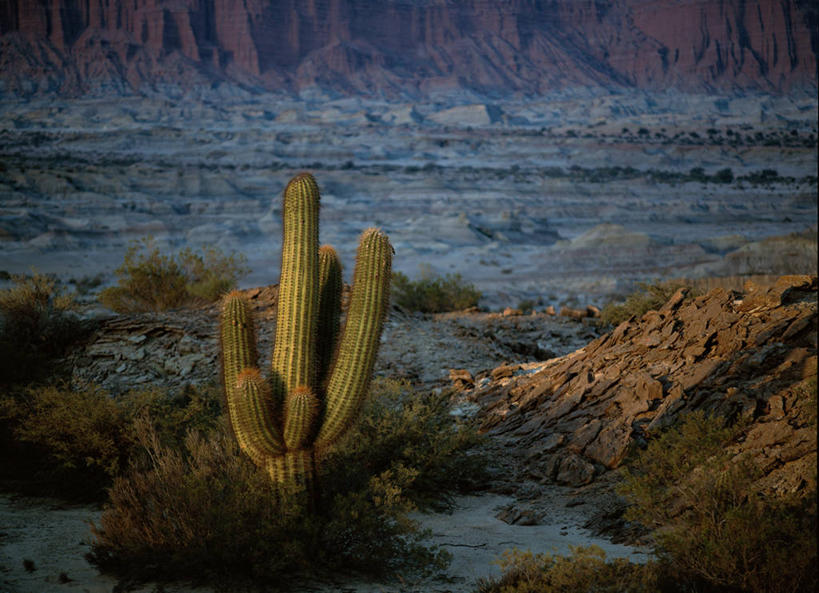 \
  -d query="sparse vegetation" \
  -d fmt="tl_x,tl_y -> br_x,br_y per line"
600,280 -> 693,326
480,409 -> 817,593
99,238 -> 248,313
0,271 -> 87,385
516,299 -> 536,314
0,382 -> 222,499
475,546 -> 660,593
618,410 -> 817,593
392,265 -> 482,313
86,378 -> 482,587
